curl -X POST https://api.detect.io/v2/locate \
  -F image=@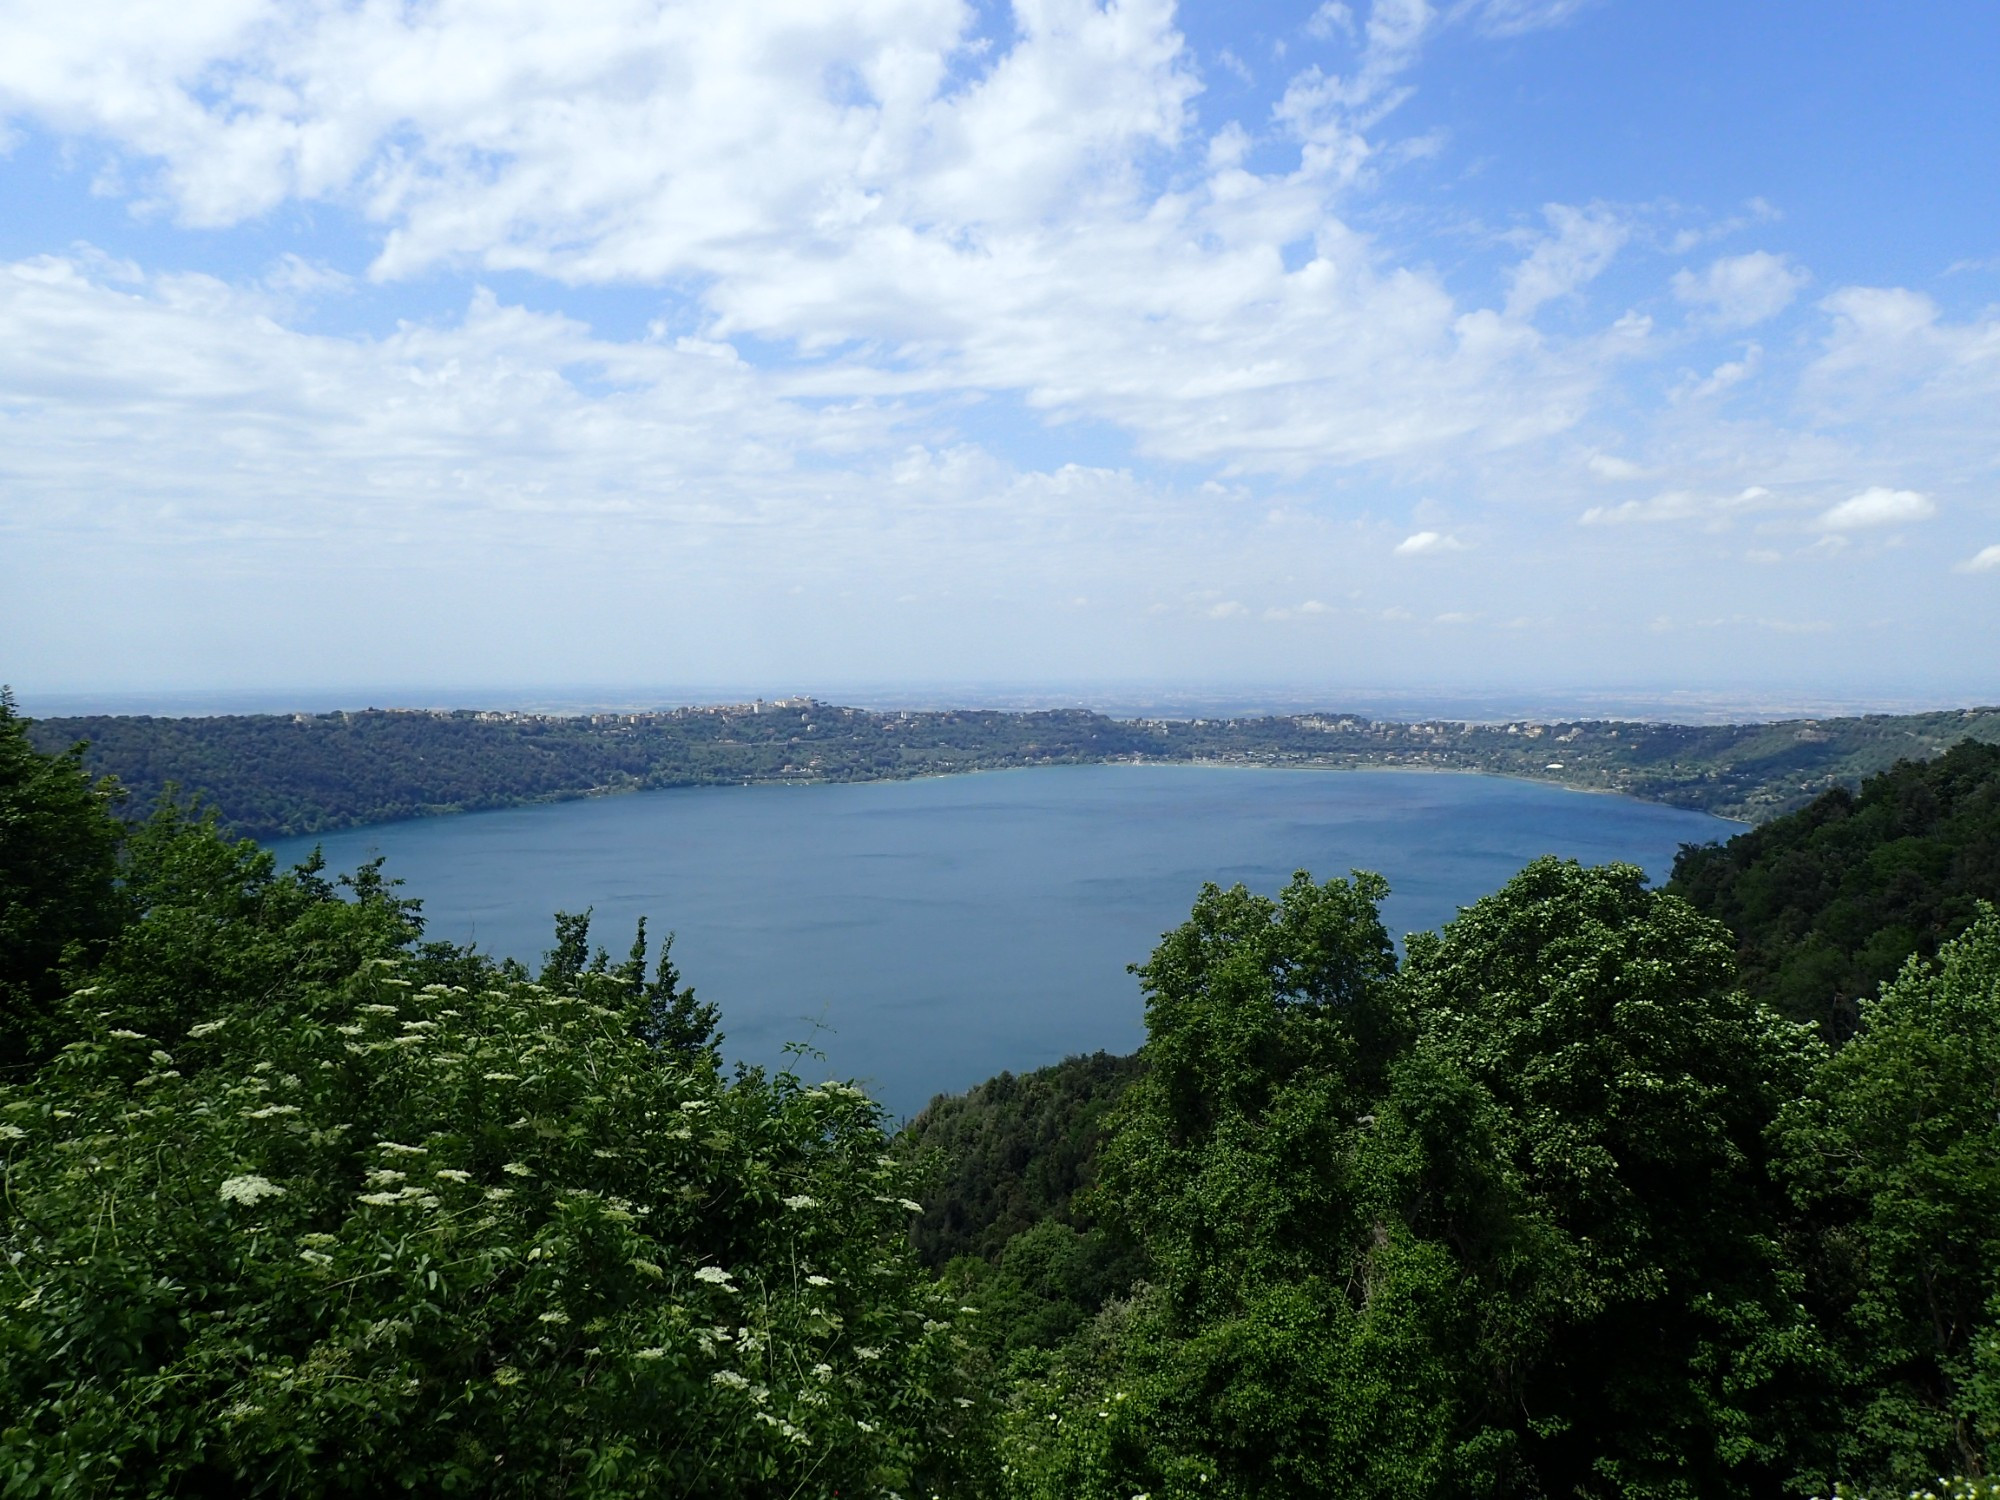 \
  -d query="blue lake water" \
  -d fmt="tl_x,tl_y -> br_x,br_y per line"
267,765 -> 1739,1119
